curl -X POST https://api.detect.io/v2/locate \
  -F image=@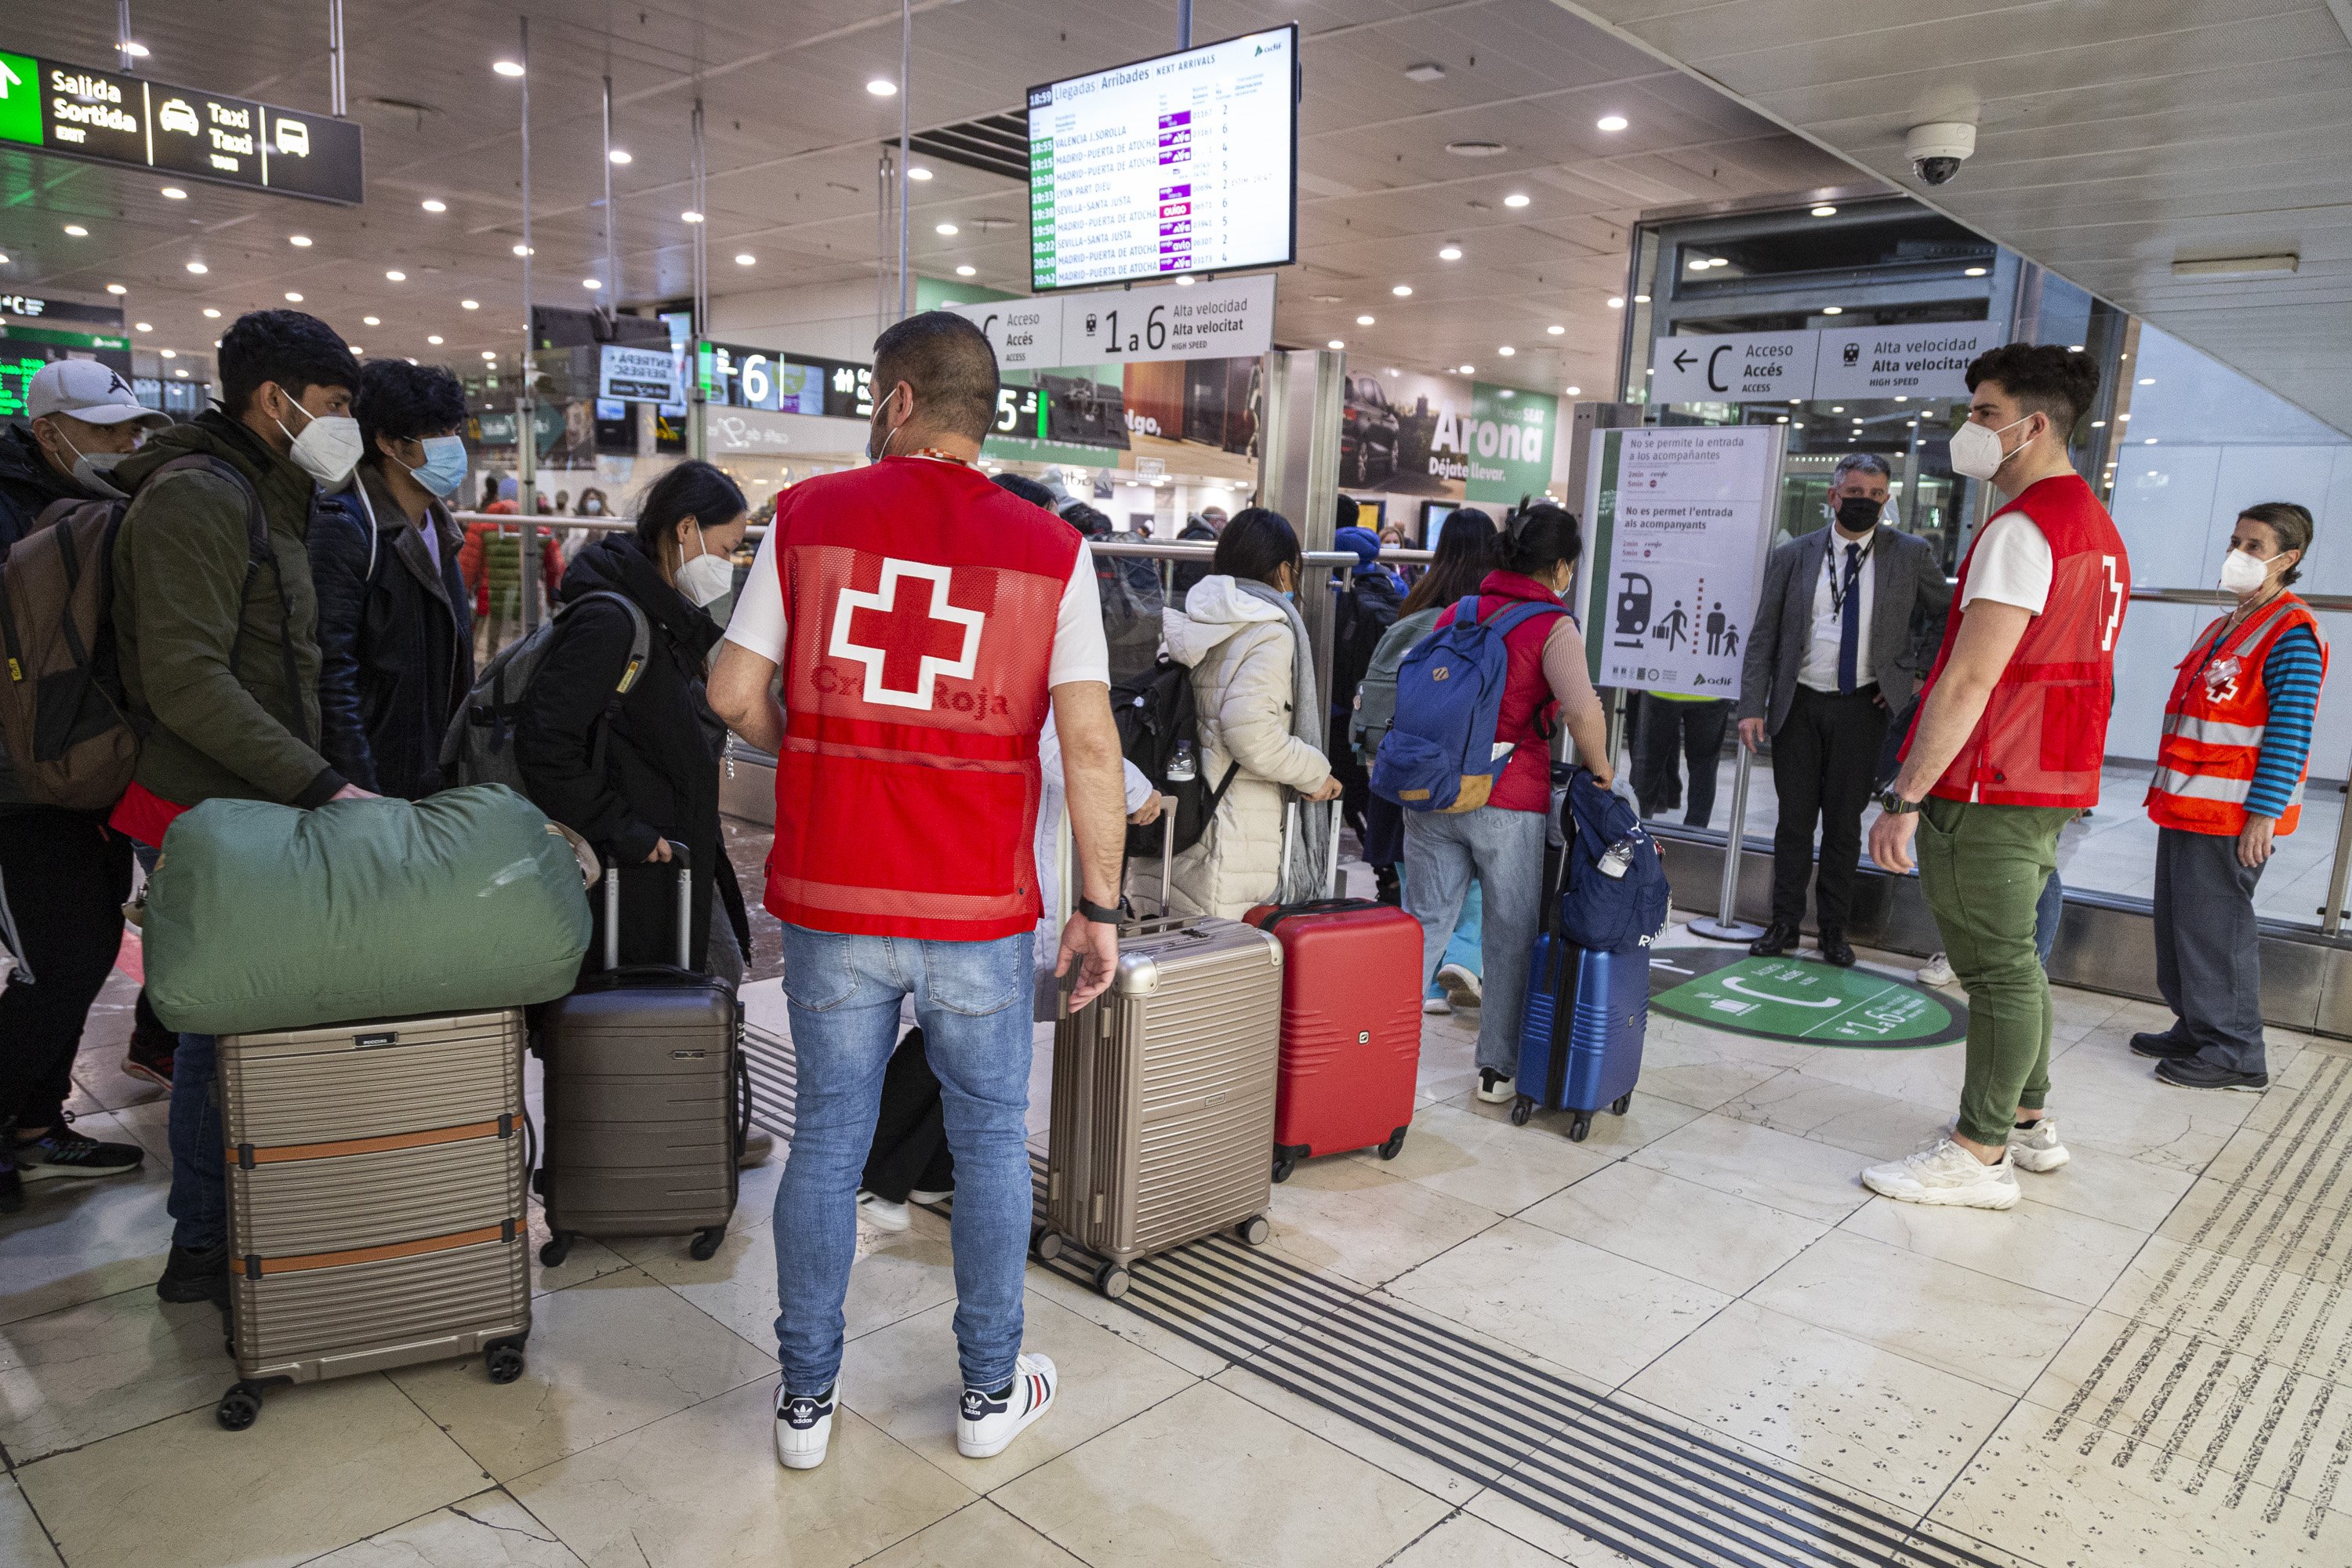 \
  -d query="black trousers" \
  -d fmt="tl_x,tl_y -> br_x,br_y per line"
862,1027 -> 956,1203
2153,826 -> 2268,1075
0,807 -> 133,1129
1767,684 -> 1889,934
1632,695 -> 1733,829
